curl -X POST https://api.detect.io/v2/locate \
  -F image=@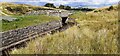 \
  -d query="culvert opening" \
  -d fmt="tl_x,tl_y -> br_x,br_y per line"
61,17 -> 68,26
